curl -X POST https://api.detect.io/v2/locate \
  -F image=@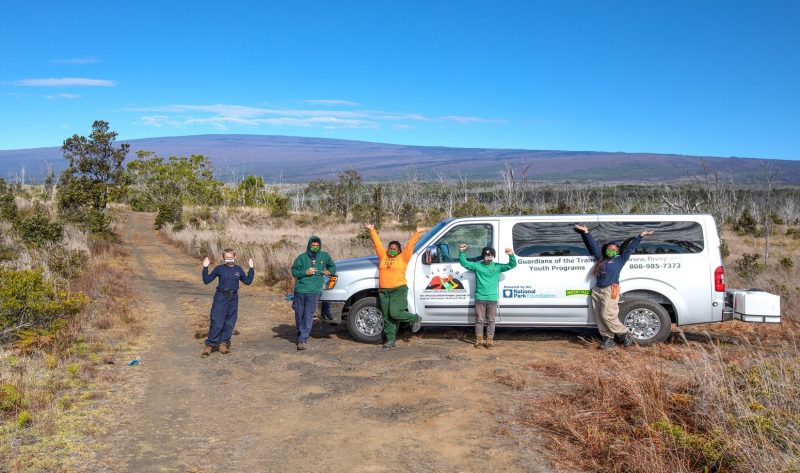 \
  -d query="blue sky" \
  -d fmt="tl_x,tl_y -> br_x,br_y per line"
1,1 -> 798,159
